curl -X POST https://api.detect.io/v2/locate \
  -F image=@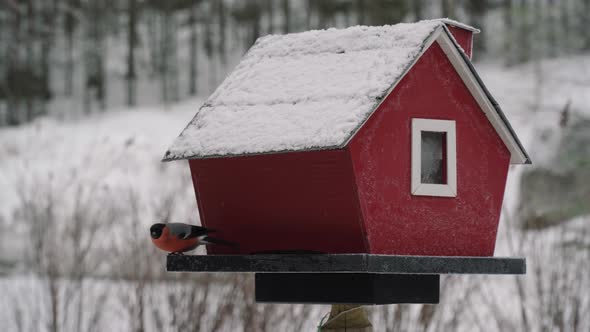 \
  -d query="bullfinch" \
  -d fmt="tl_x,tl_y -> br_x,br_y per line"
150,223 -> 235,254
